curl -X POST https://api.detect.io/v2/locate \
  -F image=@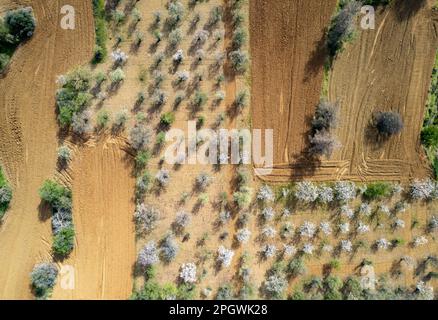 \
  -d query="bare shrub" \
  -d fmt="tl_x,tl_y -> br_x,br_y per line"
373,111 -> 404,137
134,203 -> 160,234
308,131 -> 340,158
129,123 -> 151,151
